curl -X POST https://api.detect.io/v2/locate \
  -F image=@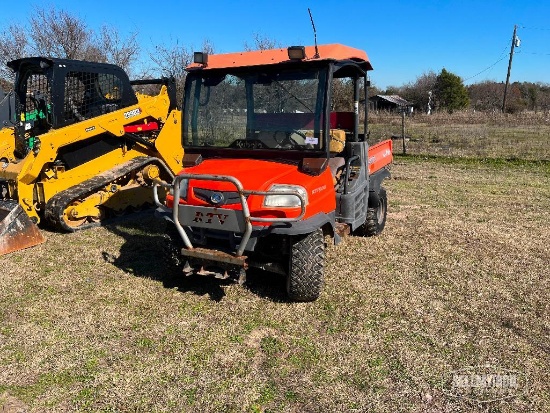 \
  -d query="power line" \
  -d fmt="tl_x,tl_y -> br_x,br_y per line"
463,45 -> 509,82
458,24 -> 549,83
513,25 -> 550,56
518,25 -> 550,31
516,50 -> 550,56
